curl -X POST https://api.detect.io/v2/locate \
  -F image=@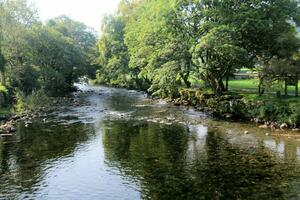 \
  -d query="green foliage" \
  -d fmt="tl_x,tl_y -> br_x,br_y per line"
257,102 -> 291,123
289,104 -> 300,127
96,14 -> 133,88
0,85 -> 7,93
149,61 -> 180,98
14,89 -> 49,113
96,0 -> 300,97
0,0 -> 97,99
192,26 -> 250,95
